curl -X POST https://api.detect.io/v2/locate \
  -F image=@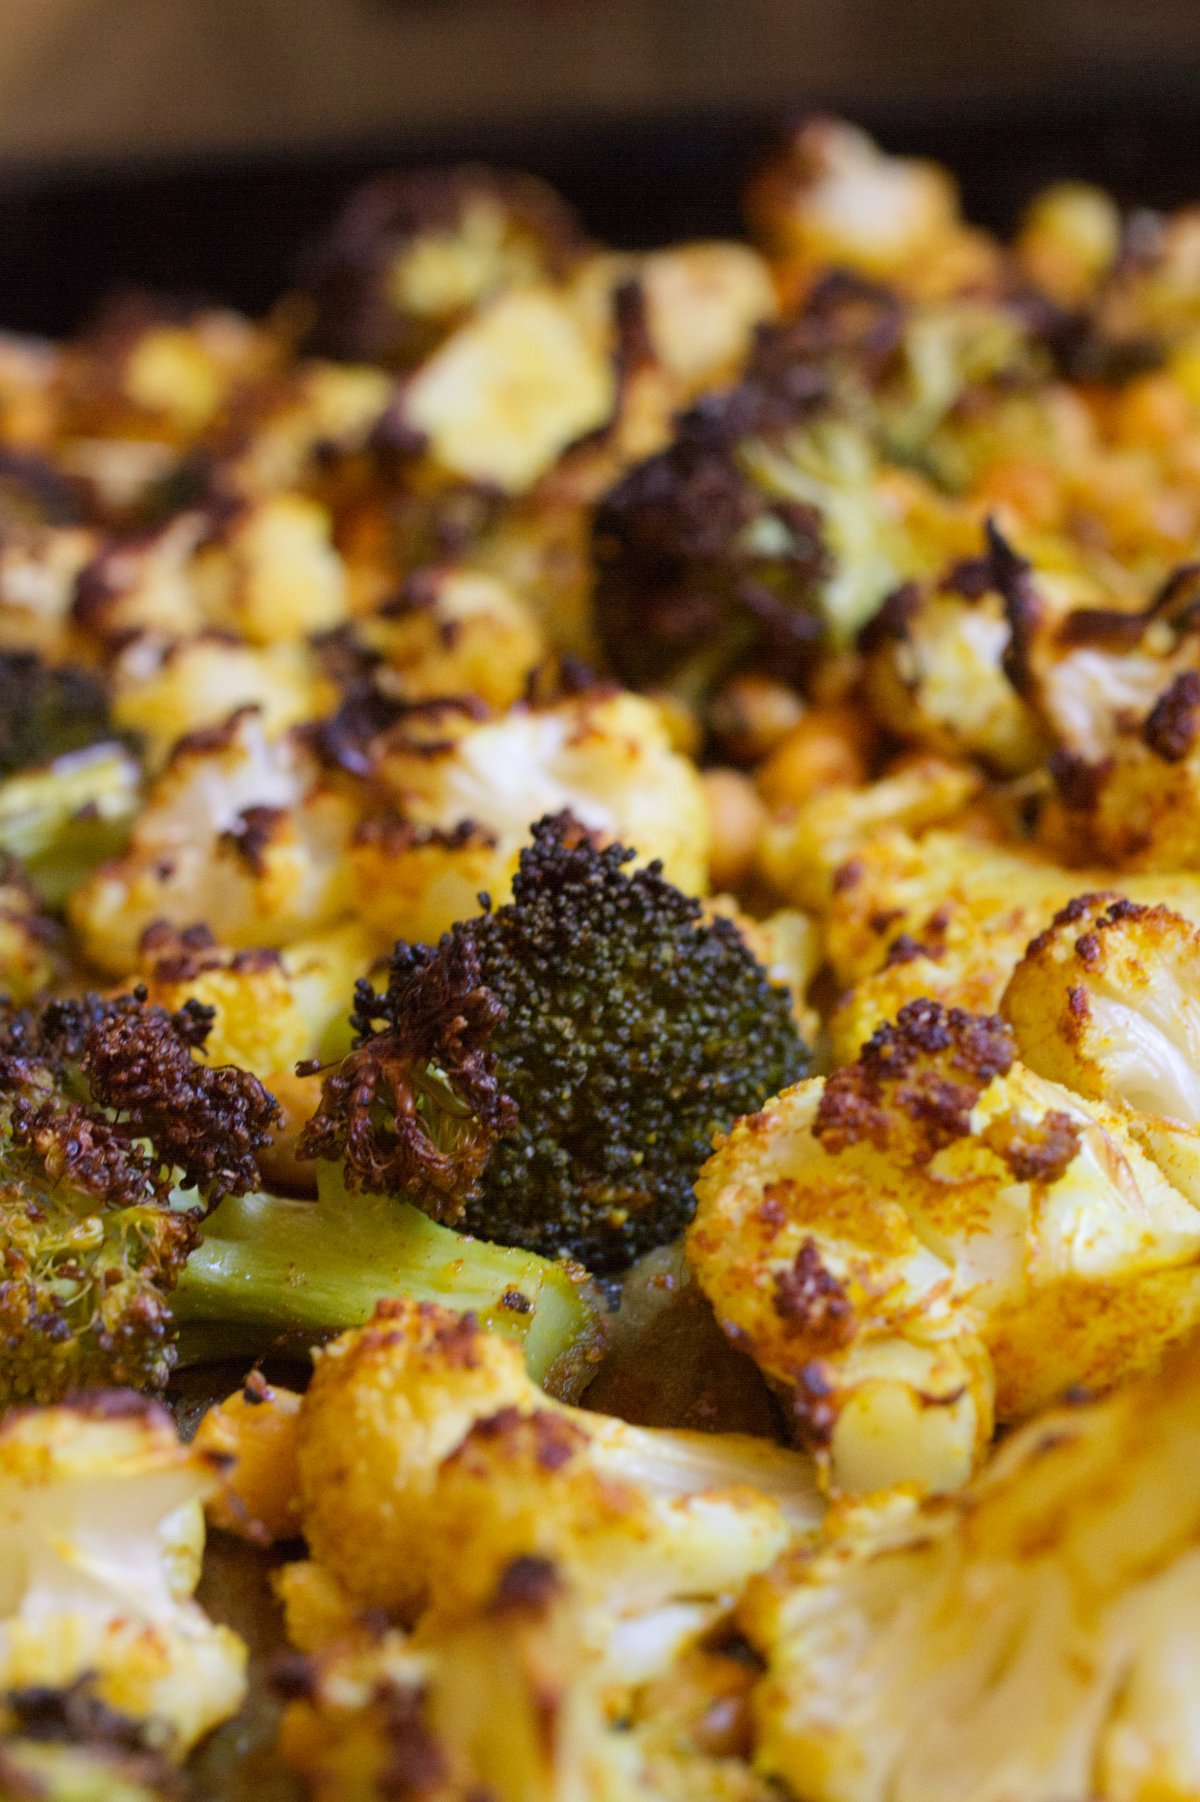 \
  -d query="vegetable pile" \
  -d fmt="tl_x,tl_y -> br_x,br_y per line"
8,115 -> 1200,1796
